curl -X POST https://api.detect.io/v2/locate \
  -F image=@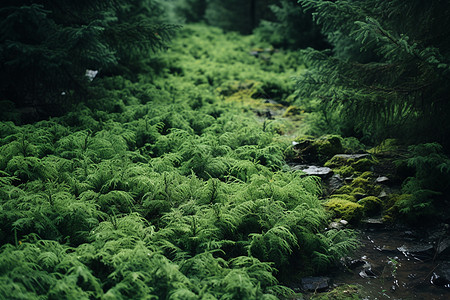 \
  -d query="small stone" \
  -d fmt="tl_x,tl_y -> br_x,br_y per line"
328,222 -> 343,230
378,190 -> 388,199
430,262 -> 450,288
339,219 -> 349,225
376,176 -> 389,184
347,259 -> 366,270
359,267 -> 377,278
